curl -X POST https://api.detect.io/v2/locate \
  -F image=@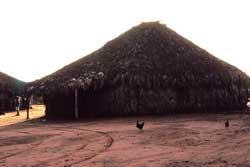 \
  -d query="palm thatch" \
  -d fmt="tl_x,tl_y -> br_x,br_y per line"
0,72 -> 25,111
29,22 -> 250,119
